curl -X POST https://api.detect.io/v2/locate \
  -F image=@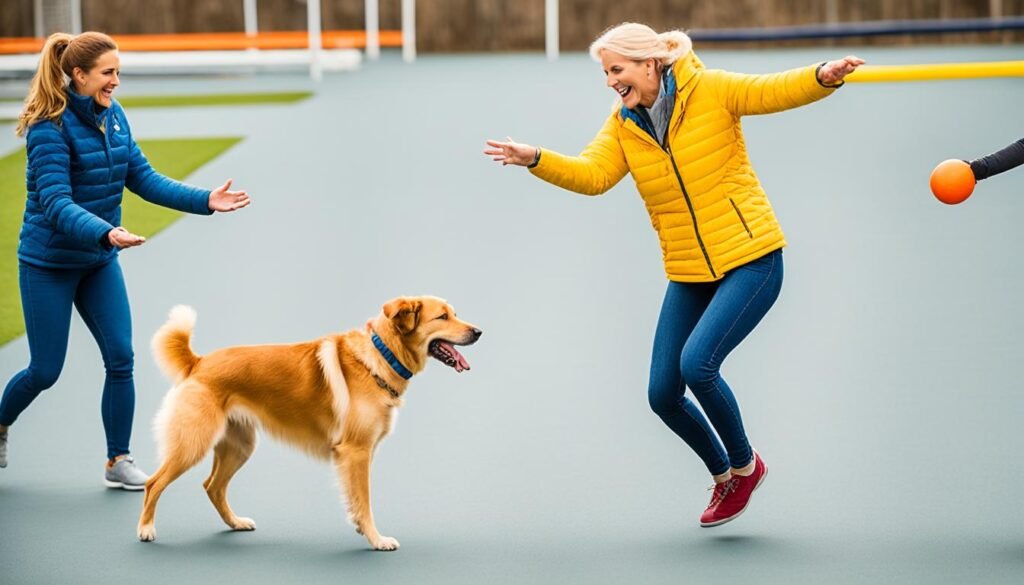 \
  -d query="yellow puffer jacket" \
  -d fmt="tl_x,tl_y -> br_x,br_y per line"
530,52 -> 839,282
